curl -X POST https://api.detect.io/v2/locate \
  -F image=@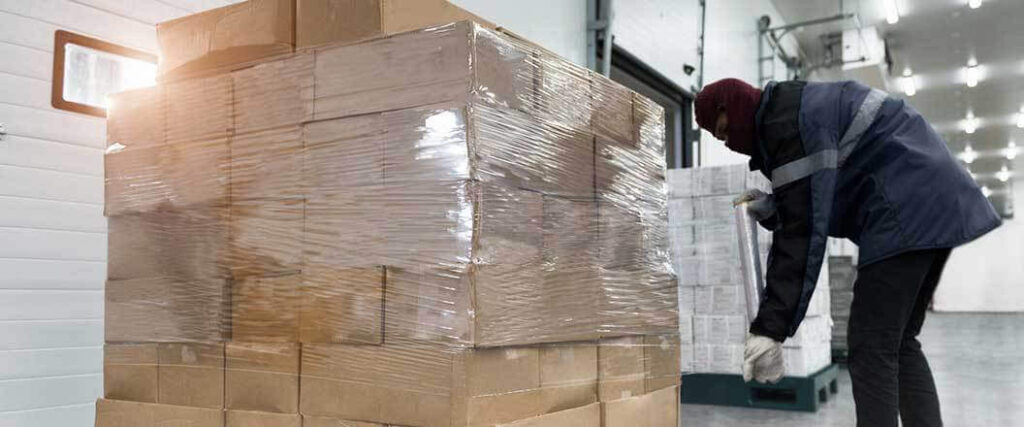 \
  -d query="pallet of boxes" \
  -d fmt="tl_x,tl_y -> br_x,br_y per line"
666,165 -> 837,412
98,1 -> 681,426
